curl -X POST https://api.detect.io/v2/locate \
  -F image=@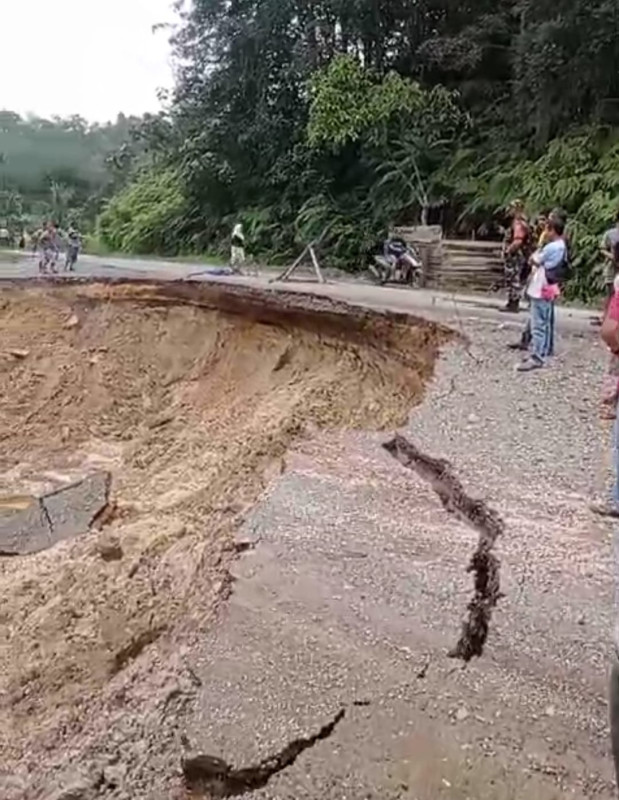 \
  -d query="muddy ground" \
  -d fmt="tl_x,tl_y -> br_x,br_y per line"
0,282 -> 447,799
199,330 -> 616,800
1,278 -> 616,800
